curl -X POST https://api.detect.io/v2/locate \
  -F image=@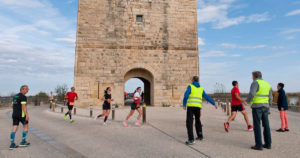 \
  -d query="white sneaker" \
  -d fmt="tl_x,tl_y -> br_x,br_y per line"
94,116 -> 98,120
135,121 -> 141,126
103,122 -> 107,126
